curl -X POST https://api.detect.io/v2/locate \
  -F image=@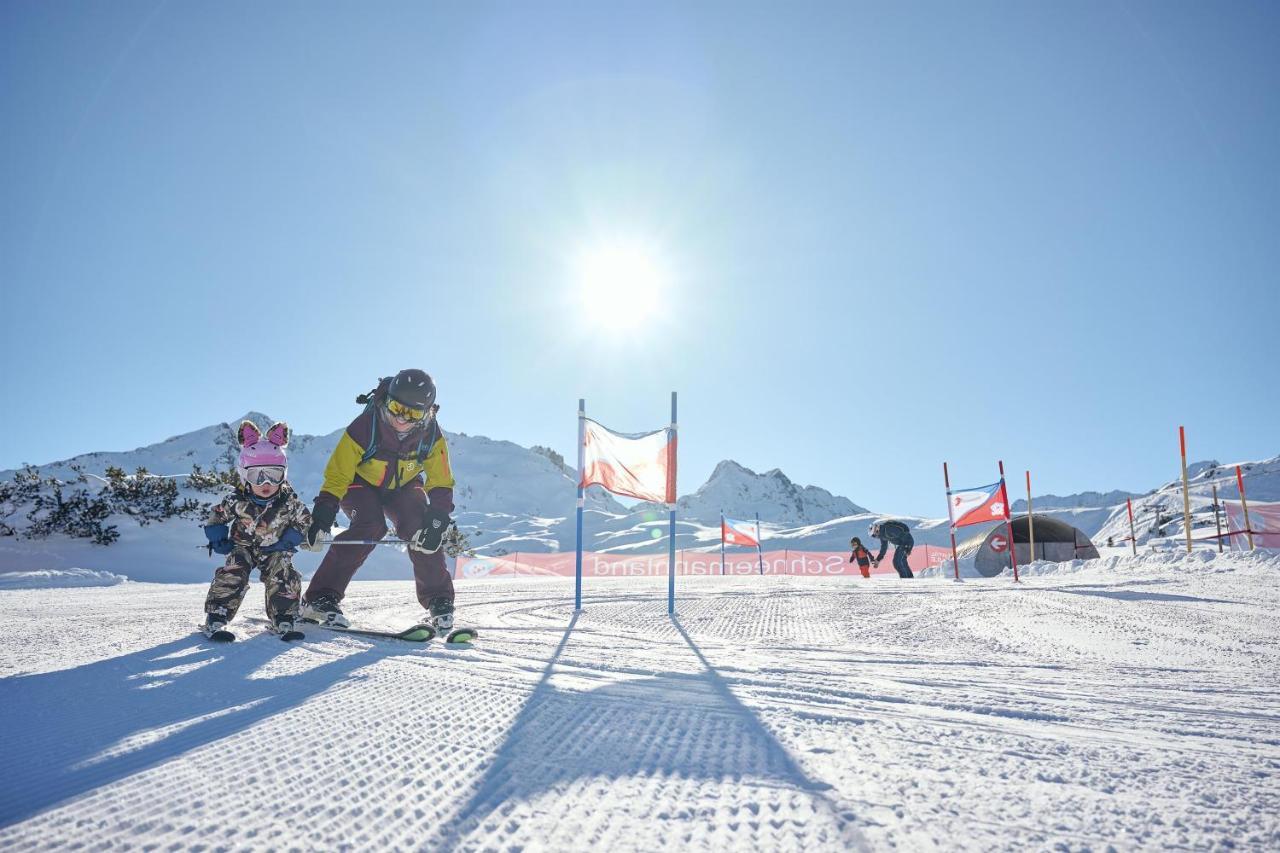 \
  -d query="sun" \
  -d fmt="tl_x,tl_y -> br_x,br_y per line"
574,241 -> 667,331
